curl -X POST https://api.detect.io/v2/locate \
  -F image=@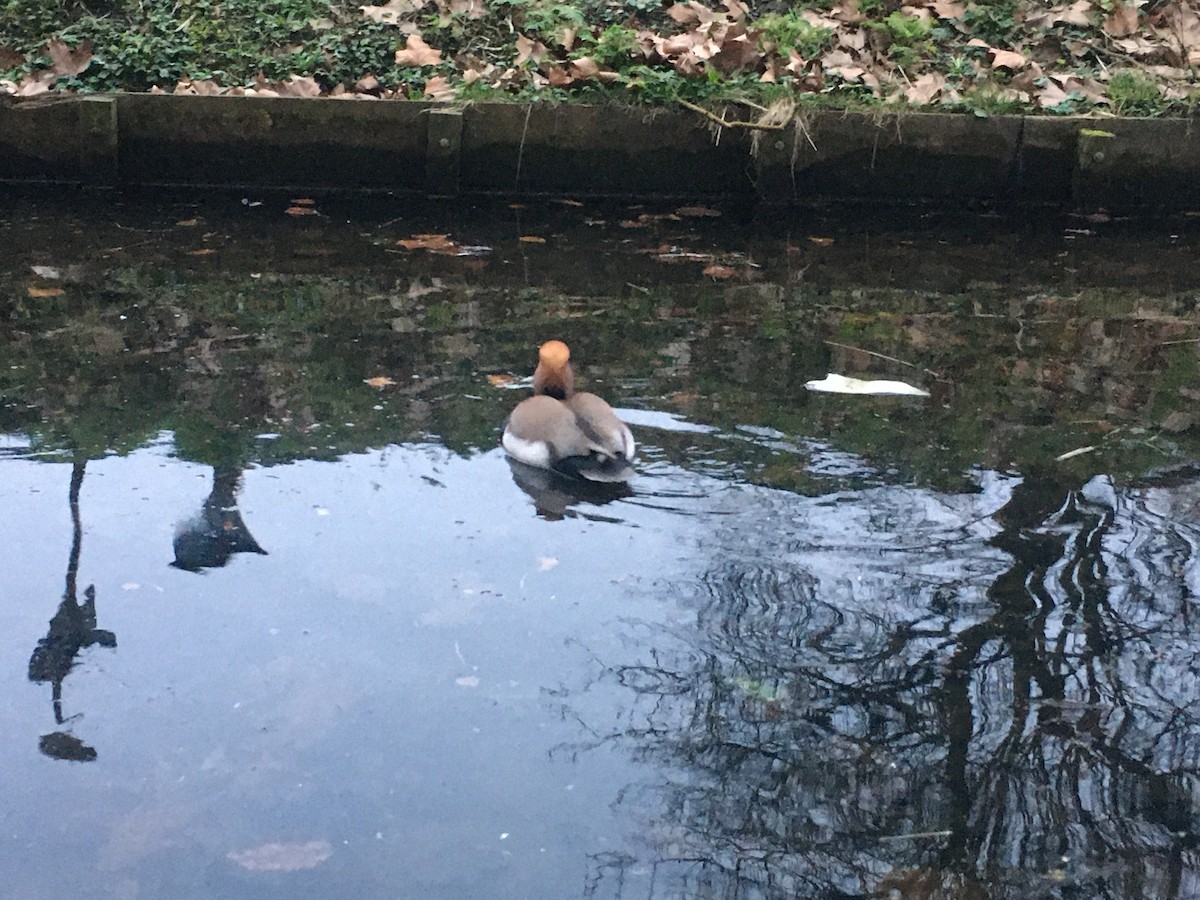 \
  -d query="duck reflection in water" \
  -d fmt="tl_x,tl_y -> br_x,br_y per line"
171,465 -> 266,572
506,457 -> 632,521
28,460 -> 116,762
